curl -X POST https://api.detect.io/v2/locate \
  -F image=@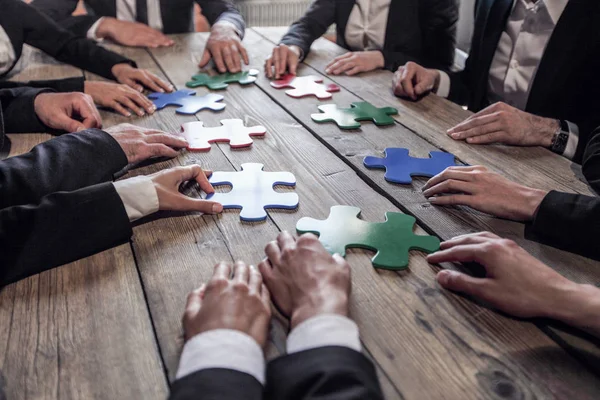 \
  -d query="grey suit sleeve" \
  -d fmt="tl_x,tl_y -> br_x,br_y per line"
197,0 -> 246,38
